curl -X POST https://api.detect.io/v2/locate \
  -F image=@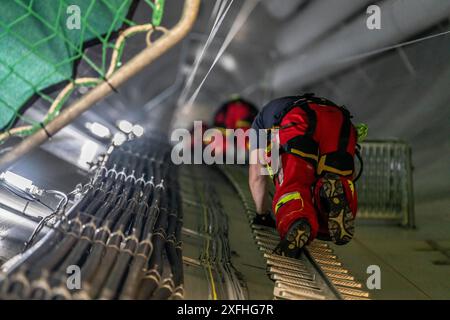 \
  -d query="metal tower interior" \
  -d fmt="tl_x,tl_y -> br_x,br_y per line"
0,0 -> 449,300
